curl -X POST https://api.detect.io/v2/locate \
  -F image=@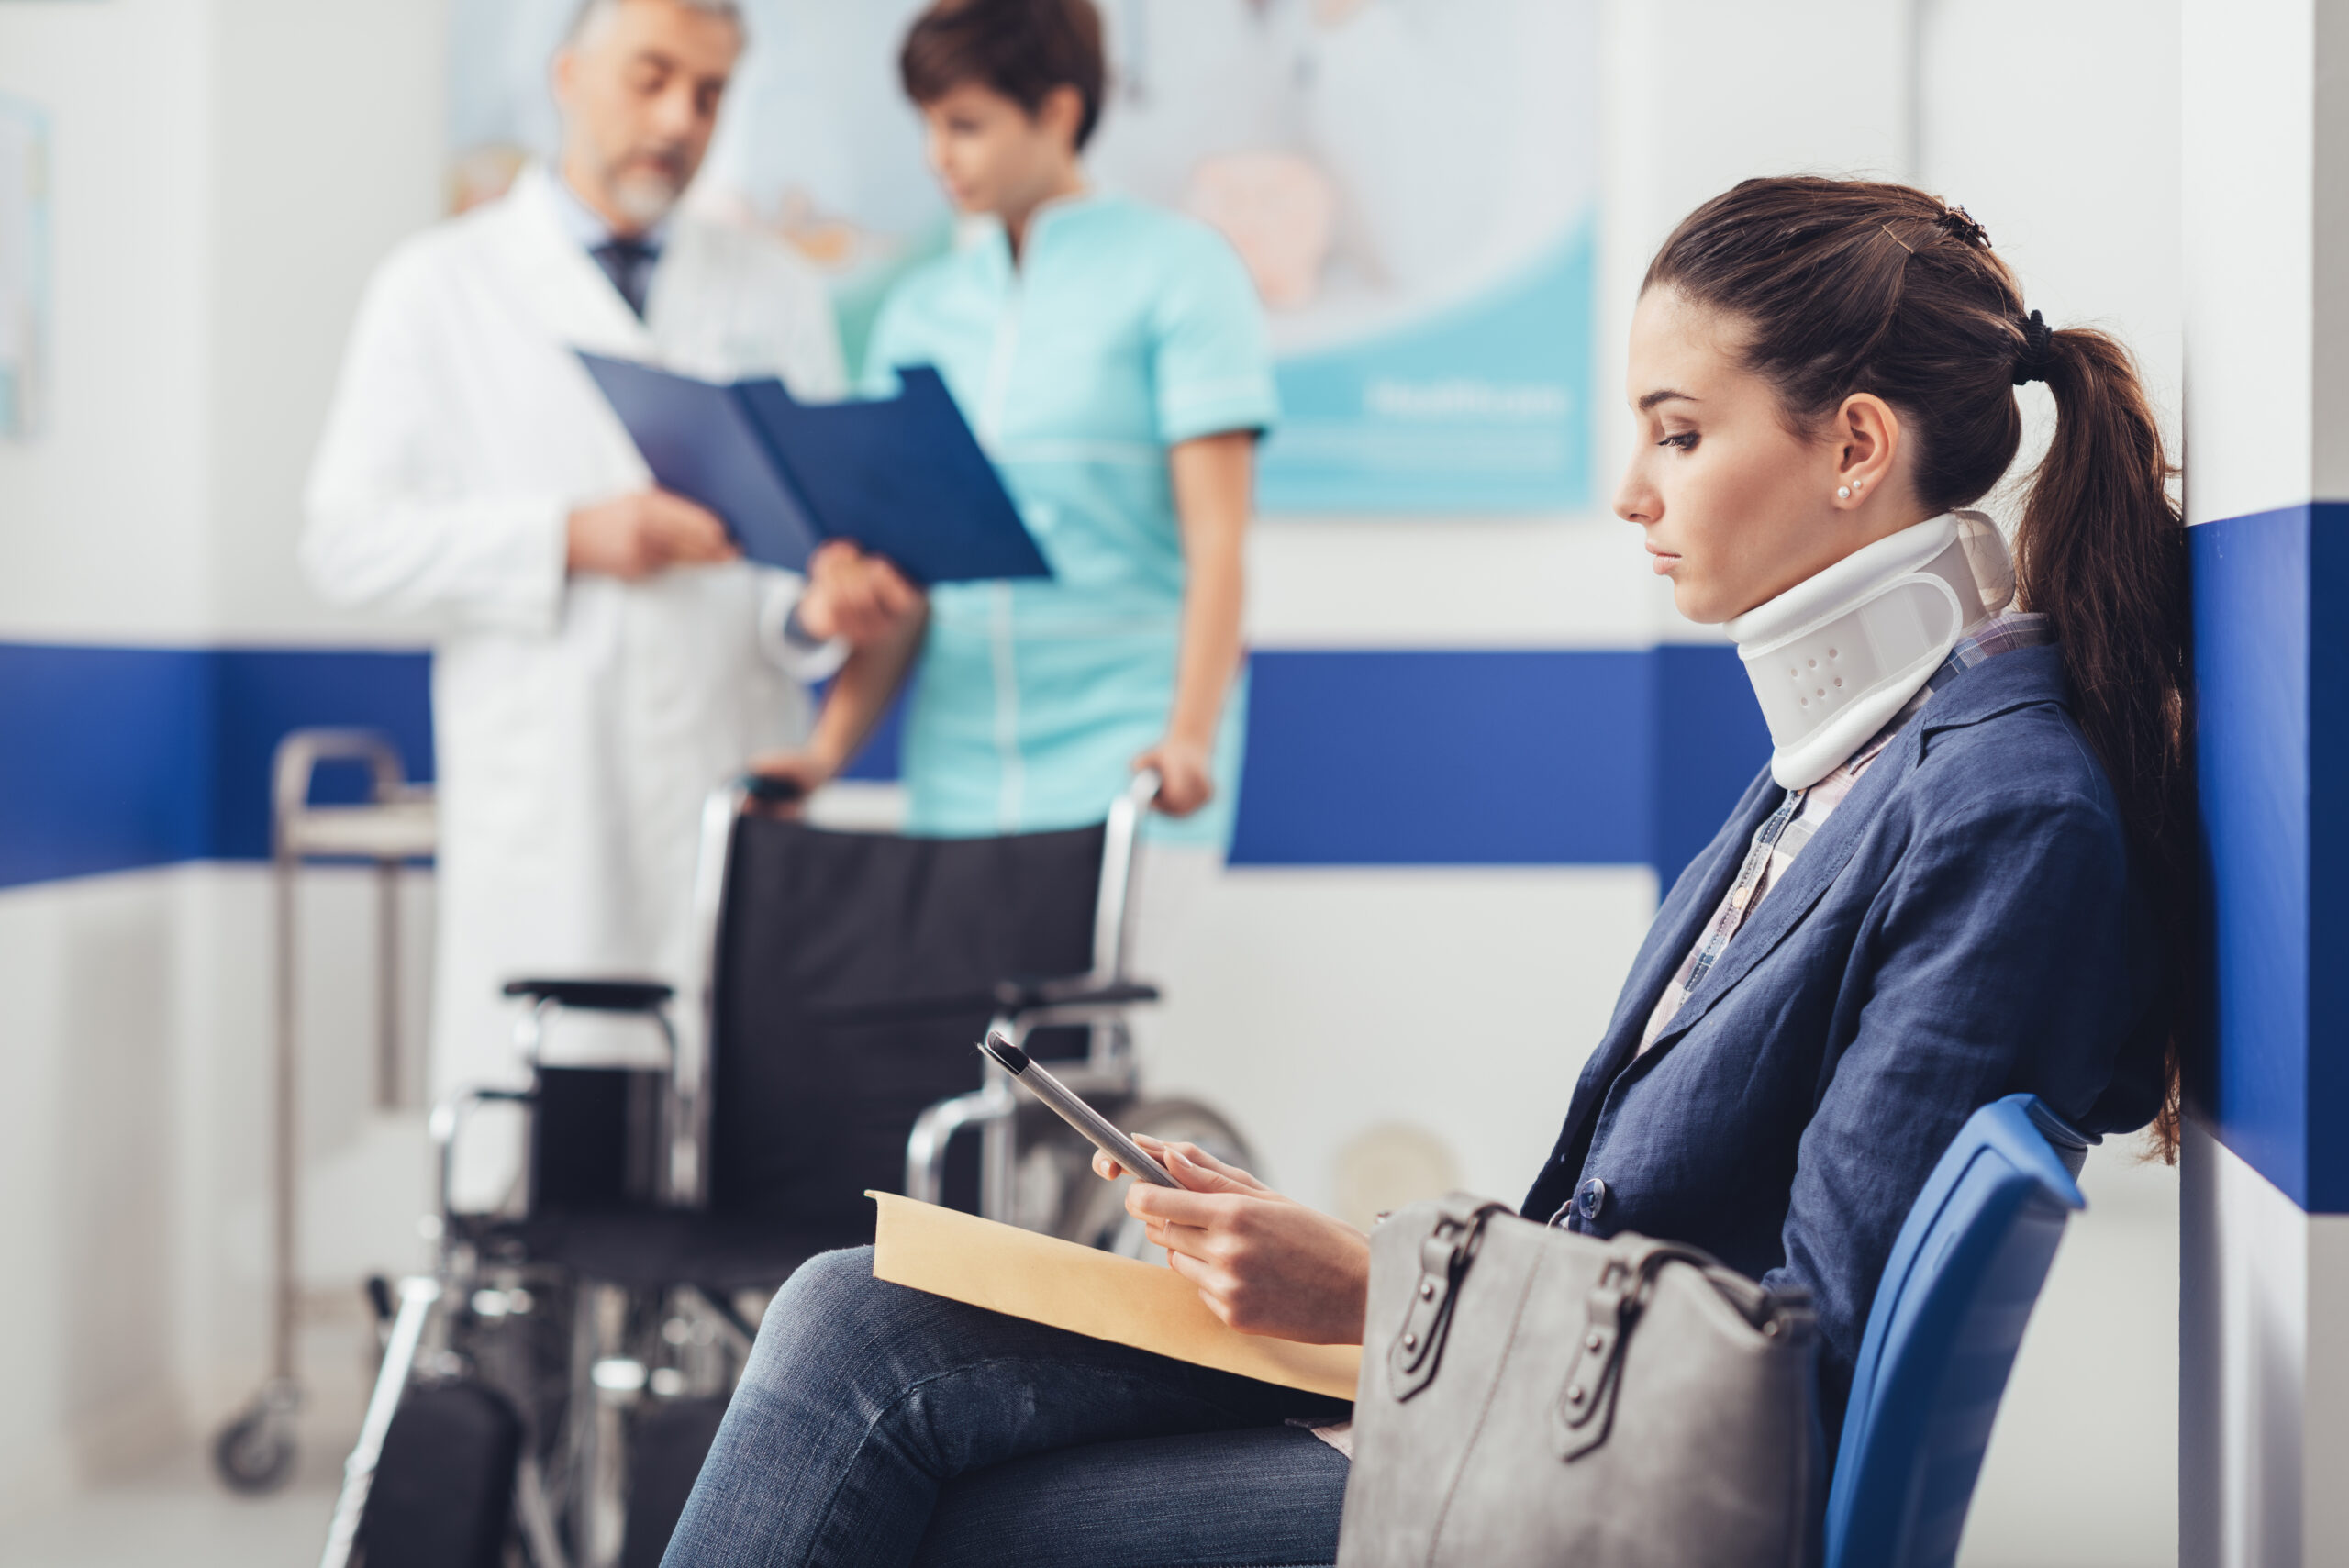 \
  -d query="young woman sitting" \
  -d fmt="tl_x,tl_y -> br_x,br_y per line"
659,175 -> 2194,1568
